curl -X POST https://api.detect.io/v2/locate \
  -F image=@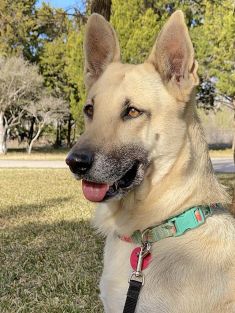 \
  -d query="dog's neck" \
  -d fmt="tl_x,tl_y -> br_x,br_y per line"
94,103 -> 229,237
